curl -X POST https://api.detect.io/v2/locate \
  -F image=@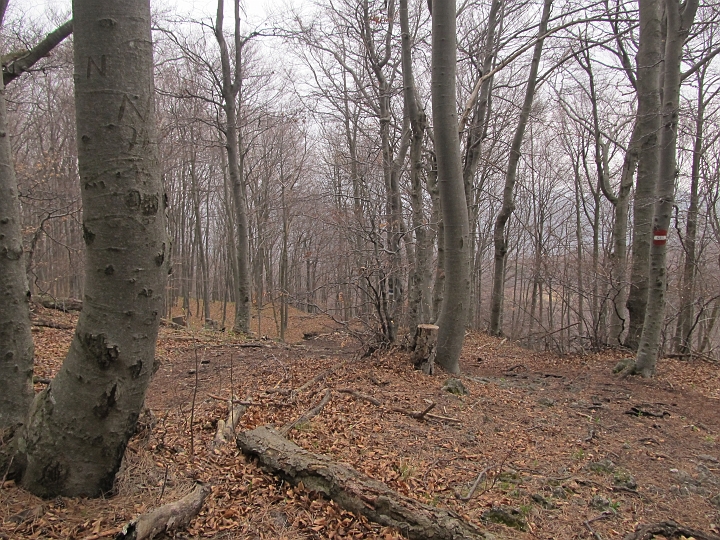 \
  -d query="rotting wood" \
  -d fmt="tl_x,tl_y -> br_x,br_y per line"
237,426 -> 484,540
31,319 -> 74,330
280,389 -> 332,435
412,324 -> 438,374
623,520 -> 720,540
116,483 -> 211,540
35,295 -> 83,312
213,397 -> 250,448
